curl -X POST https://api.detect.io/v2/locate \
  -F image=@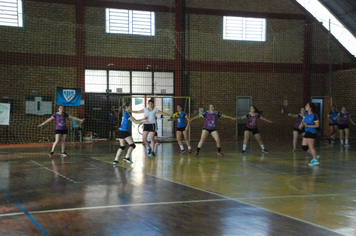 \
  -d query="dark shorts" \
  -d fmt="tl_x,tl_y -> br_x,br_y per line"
245,127 -> 260,135
118,131 -> 131,139
177,126 -> 186,132
329,123 -> 338,127
338,124 -> 349,130
144,124 -> 156,132
55,129 -> 68,135
203,128 -> 217,134
293,127 -> 305,135
304,132 -> 317,139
